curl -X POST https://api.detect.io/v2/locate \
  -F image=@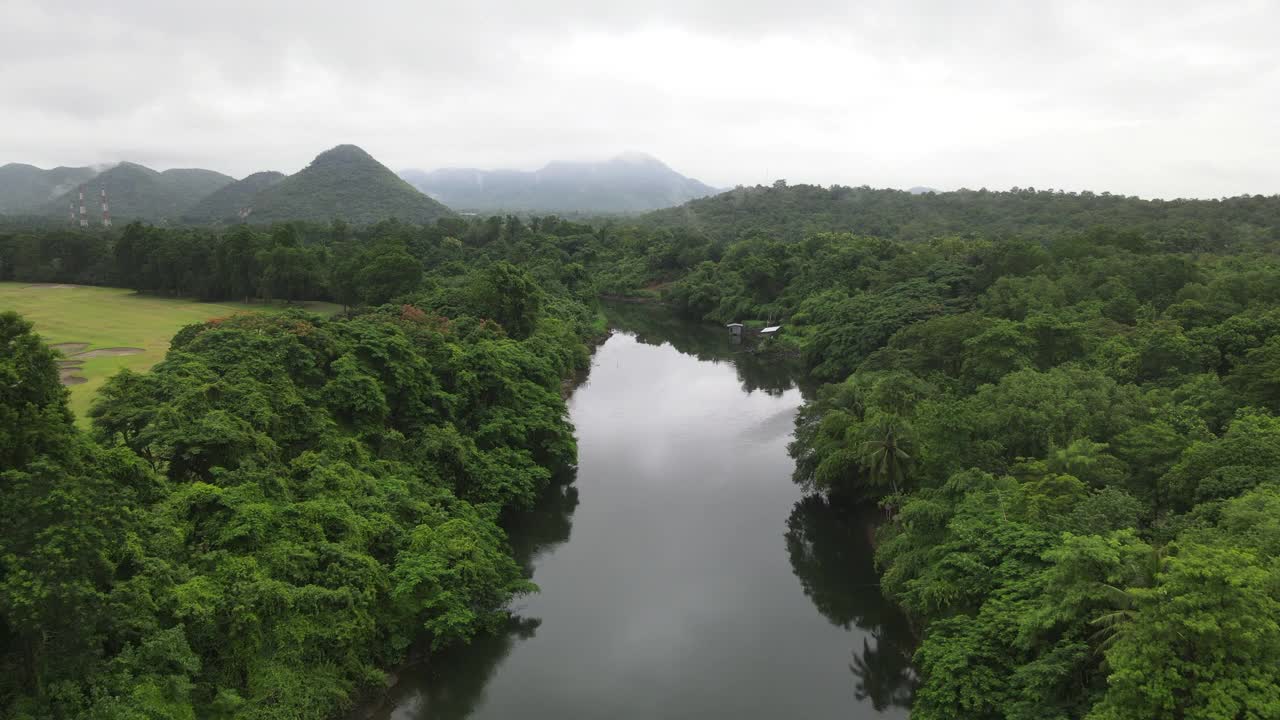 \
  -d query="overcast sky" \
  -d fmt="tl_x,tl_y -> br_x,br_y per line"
3,0 -> 1277,198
